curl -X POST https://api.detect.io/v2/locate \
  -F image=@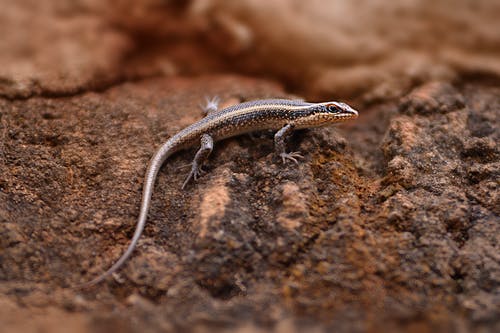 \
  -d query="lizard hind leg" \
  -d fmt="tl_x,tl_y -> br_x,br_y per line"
182,134 -> 214,189
200,96 -> 220,115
